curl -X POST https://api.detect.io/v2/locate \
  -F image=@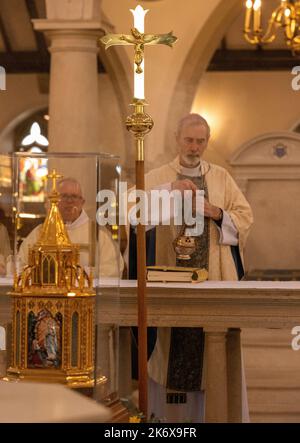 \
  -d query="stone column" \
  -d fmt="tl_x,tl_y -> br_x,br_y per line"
118,327 -> 133,398
33,0 -> 105,152
227,328 -> 243,423
32,1 -> 108,216
204,328 -> 228,423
